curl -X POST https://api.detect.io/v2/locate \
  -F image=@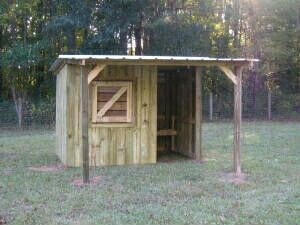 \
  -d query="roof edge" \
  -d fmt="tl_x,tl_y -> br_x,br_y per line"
49,55 -> 259,73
